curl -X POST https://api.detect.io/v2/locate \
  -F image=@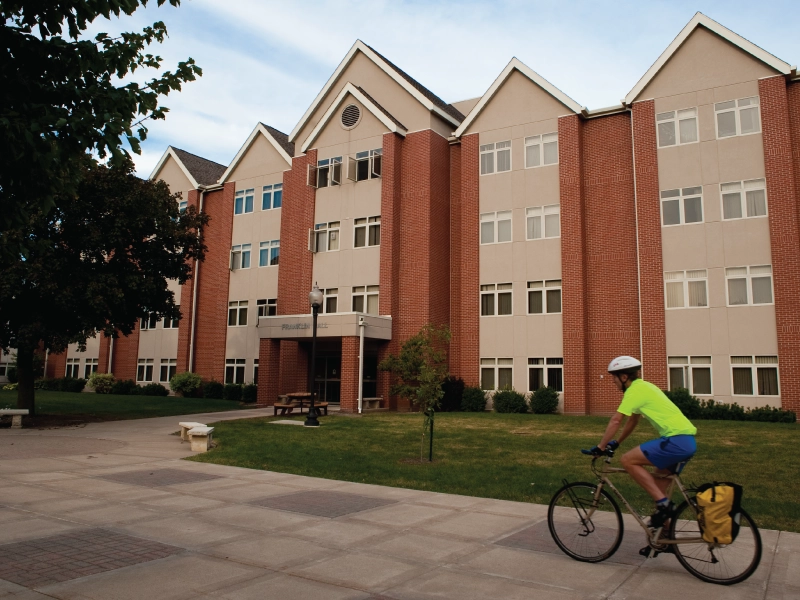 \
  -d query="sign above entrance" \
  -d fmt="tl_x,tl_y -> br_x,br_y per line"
281,322 -> 329,330
259,312 -> 392,341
